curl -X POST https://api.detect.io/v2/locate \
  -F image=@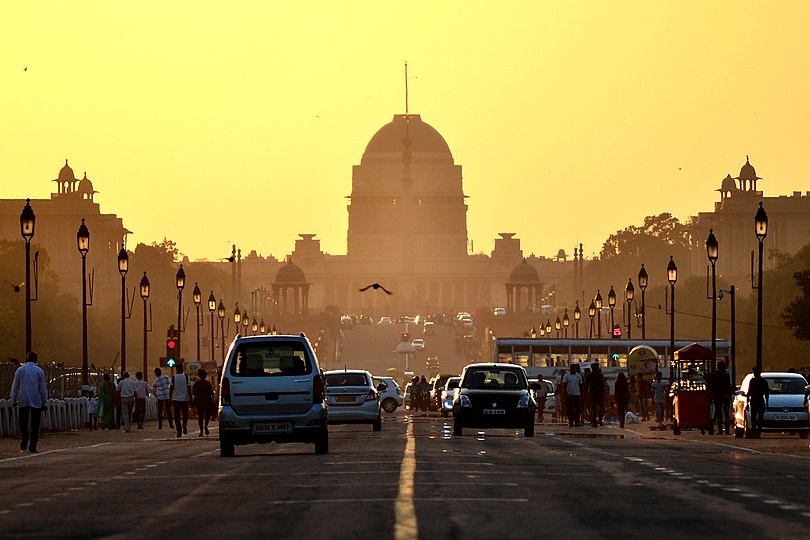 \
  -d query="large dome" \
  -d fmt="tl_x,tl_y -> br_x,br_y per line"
737,156 -> 760,181
361,114 -> 453,162
58,159 -> 76,182
275,260 -> 307,284
508,259 -> 541,284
